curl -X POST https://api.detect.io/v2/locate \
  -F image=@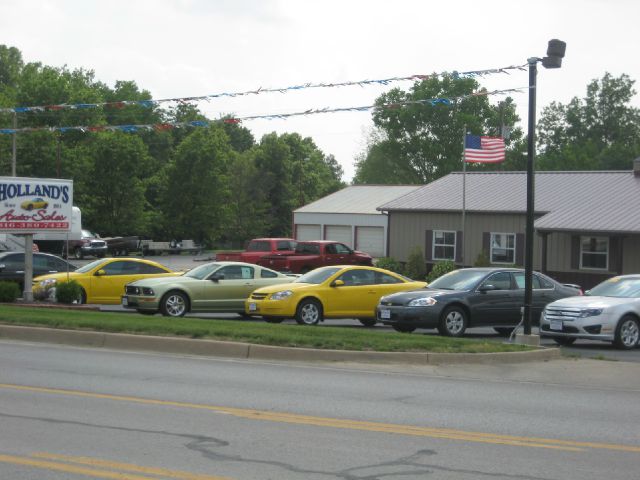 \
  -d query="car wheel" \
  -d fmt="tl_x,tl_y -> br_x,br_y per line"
494,327 -> 515,337
26,204 -> 33,211
438,306 -> 468,337
358,318 -> 377,327
74,247 -> 84,260
392,324 -> 416,333
264,317 -> 285,324
613,315 -> 640,350
160,291 -> 189,317
295,299 -> 322,325
75,288 -> 87,305
552,337 -> 576,346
